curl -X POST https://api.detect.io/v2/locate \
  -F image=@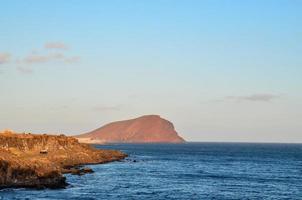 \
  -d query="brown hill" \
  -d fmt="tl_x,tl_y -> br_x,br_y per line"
76,115 -> 185,143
